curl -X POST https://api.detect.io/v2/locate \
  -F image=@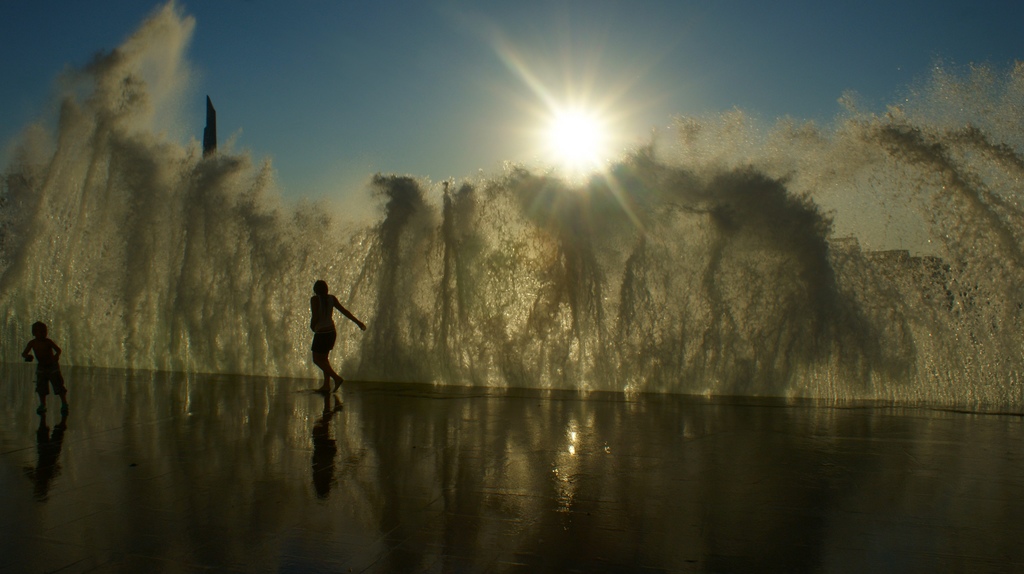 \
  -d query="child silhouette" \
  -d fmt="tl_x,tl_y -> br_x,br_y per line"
22,321 -> 68,415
